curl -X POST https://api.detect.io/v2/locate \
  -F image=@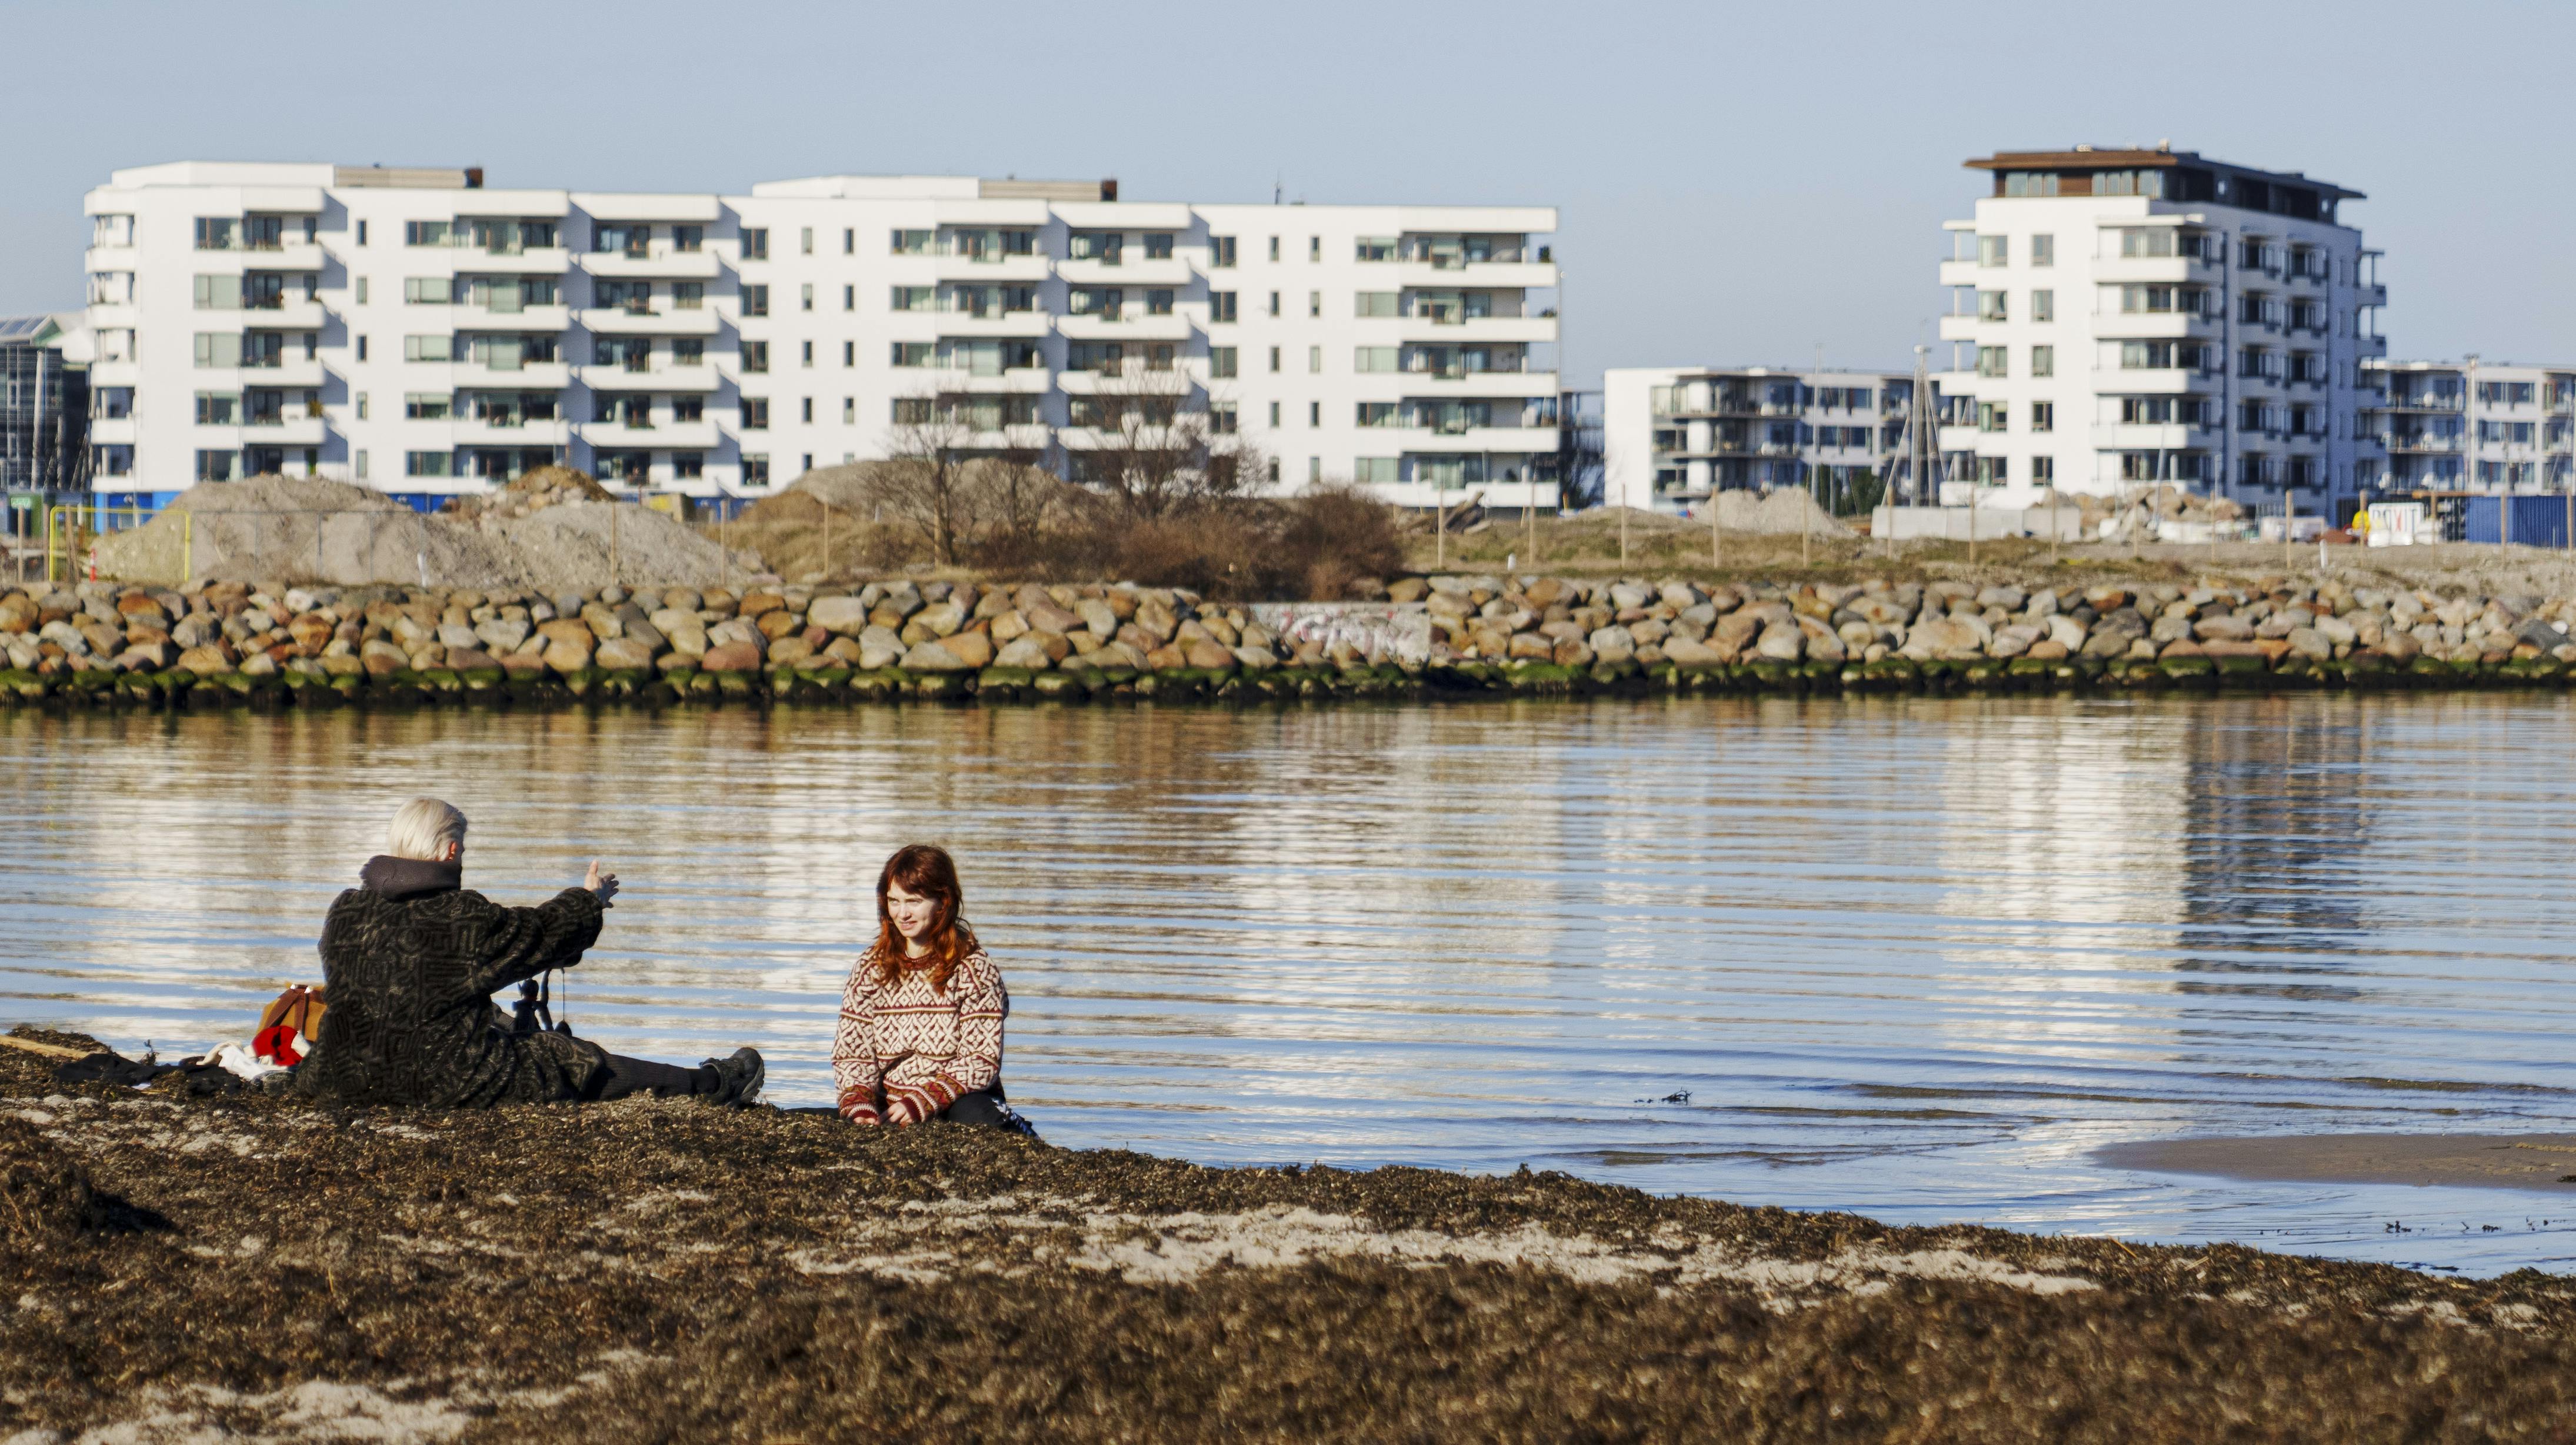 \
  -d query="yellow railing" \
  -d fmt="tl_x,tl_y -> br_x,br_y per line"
47,504 -> 191,587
